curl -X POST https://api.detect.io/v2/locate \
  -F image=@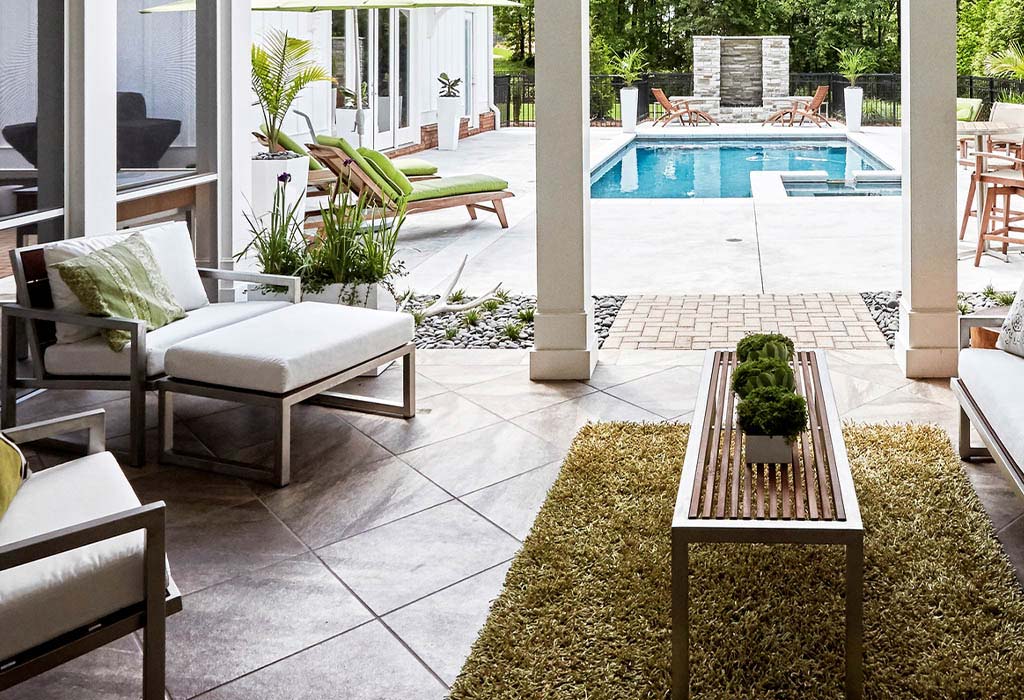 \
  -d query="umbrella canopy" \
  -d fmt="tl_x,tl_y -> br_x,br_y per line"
142,0 -> 520,11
